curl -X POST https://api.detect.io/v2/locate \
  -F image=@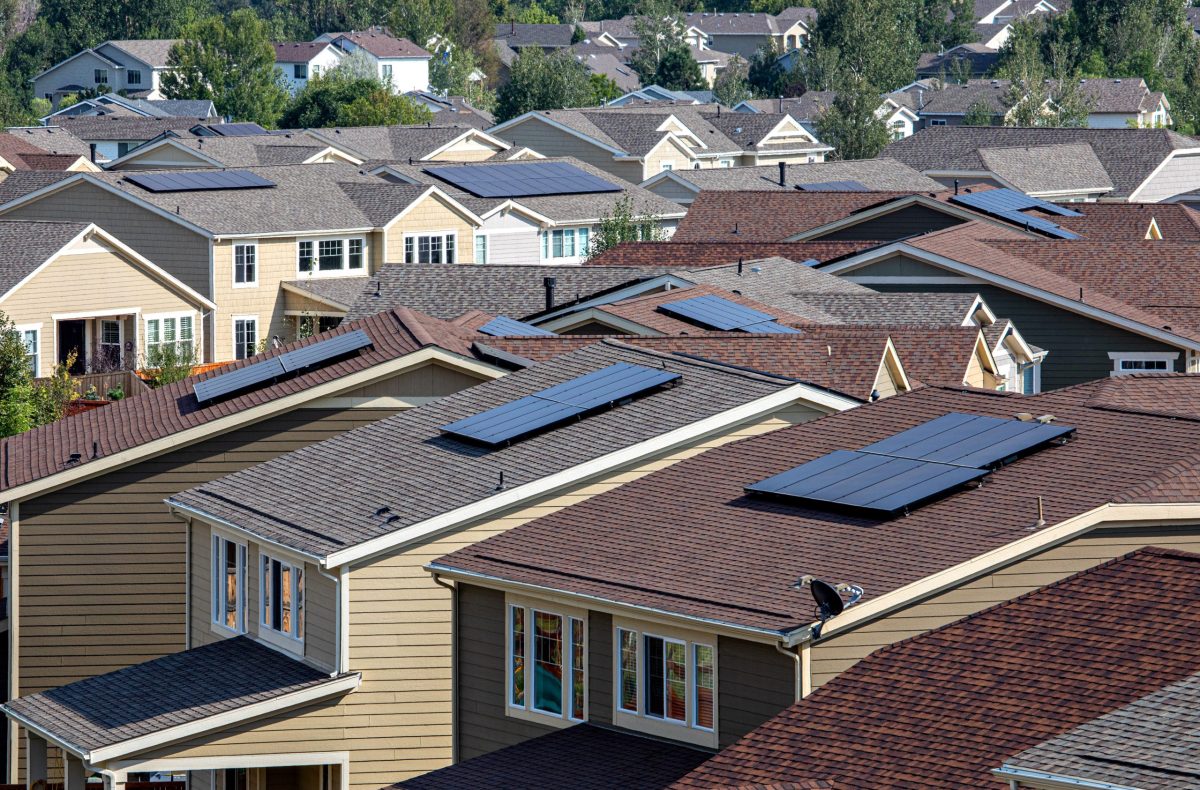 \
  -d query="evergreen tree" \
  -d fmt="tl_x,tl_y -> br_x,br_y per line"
281,72 -> 434,128
494,48 -> 595,122
514,2 -> 559,23
654,46 -> 703,91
